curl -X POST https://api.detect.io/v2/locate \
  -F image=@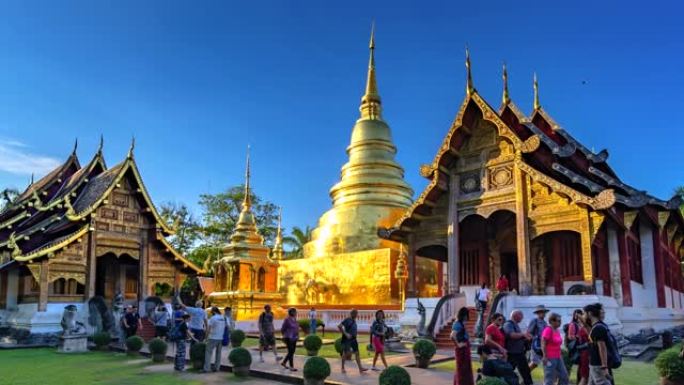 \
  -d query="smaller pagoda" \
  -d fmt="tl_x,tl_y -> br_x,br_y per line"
208,150 -> 282,320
